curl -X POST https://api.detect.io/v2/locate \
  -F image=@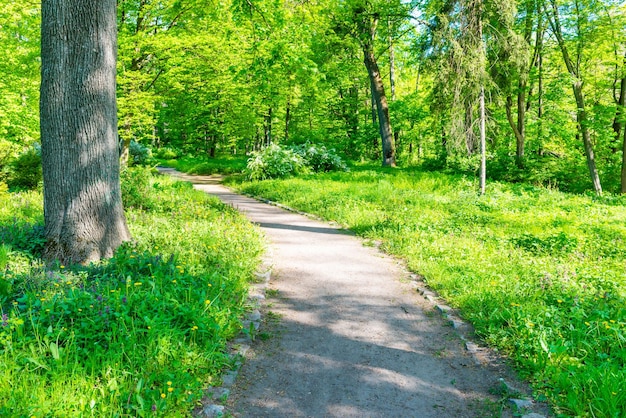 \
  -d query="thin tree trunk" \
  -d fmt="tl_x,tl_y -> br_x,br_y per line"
388,21 -> 396,101
505,95 -> 525,165
479,87 -> 486,195
573,81 -> 602,194
285,98 -> 291,142
622,121 -> 626,193
40,0 -> 130,265
364,44 -> 396,167
547,0 -> 602,195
